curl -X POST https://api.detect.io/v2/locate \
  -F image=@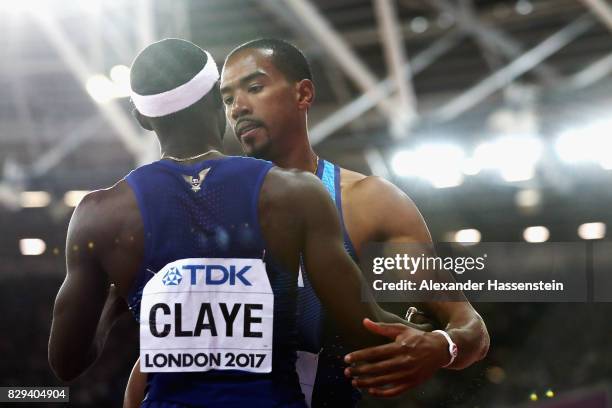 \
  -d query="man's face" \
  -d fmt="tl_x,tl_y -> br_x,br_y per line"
220,48 -> 299,159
